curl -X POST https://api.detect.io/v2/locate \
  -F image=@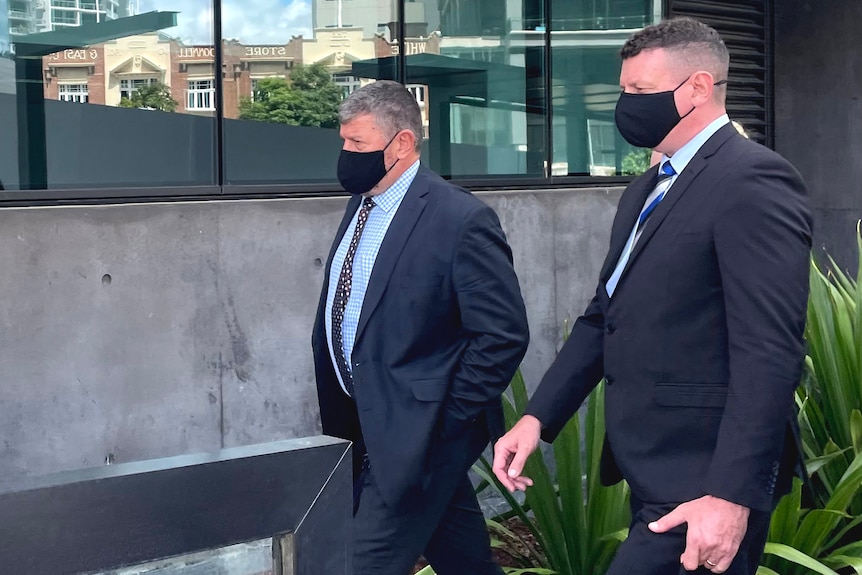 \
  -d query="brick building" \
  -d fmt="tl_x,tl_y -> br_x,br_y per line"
41,34 -> 303,118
